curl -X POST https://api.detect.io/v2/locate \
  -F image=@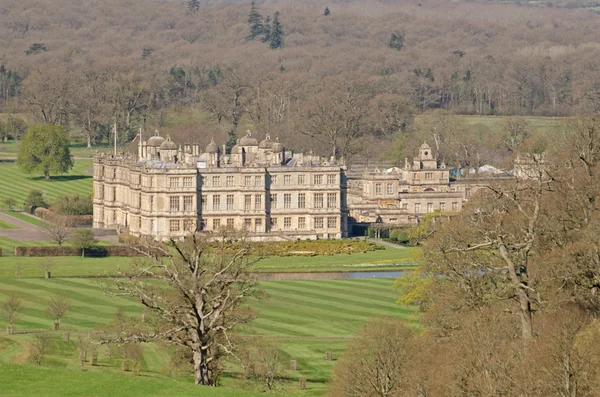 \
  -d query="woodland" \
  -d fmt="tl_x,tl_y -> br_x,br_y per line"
1,0 -> 600,164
